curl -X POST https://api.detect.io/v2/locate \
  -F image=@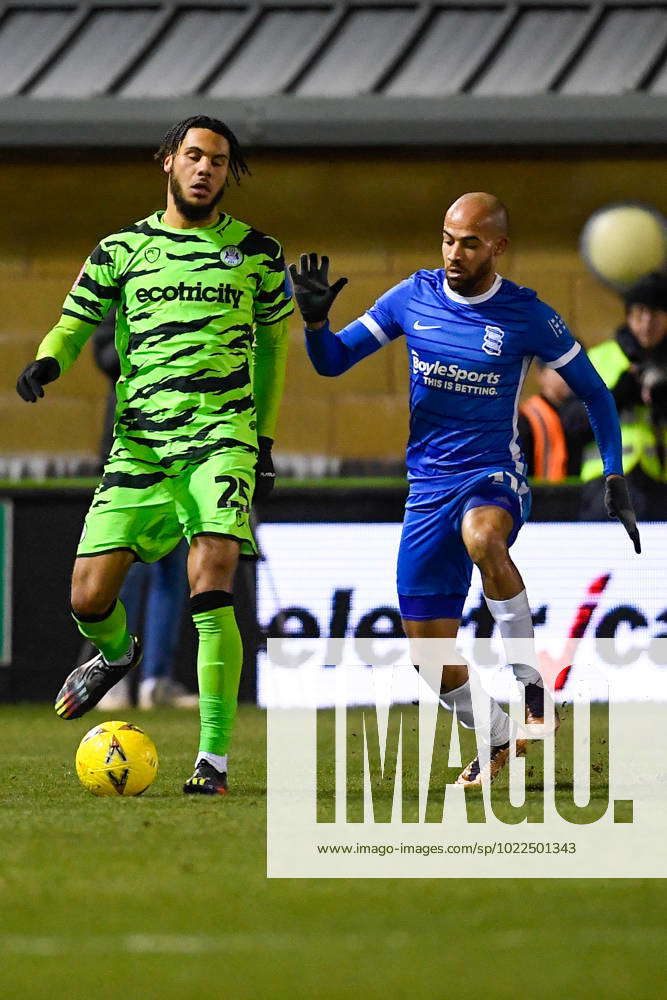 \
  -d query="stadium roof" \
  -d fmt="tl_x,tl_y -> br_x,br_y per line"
2,0 -> 667,147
